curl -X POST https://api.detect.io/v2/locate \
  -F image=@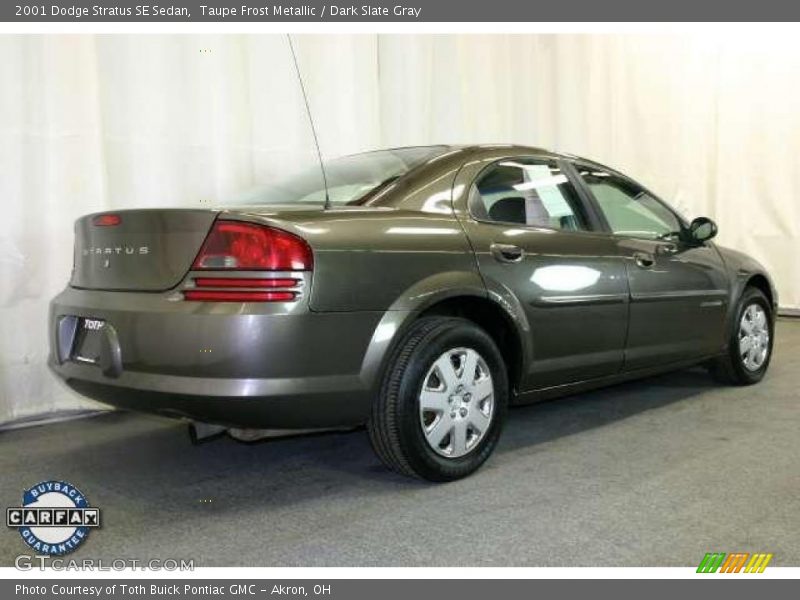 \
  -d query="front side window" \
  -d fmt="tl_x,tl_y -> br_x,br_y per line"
576,167 -> 681,239
470,159 -> 587,231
